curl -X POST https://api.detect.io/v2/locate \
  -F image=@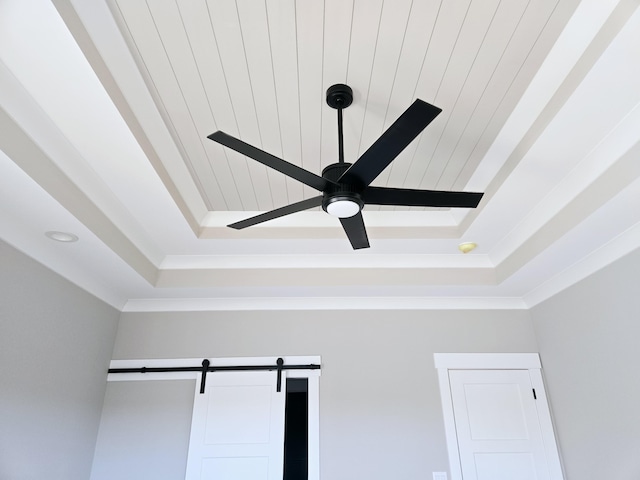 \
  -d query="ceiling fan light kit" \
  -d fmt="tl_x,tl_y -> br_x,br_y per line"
208,84 -> 484,250
325,197 -> 362,218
